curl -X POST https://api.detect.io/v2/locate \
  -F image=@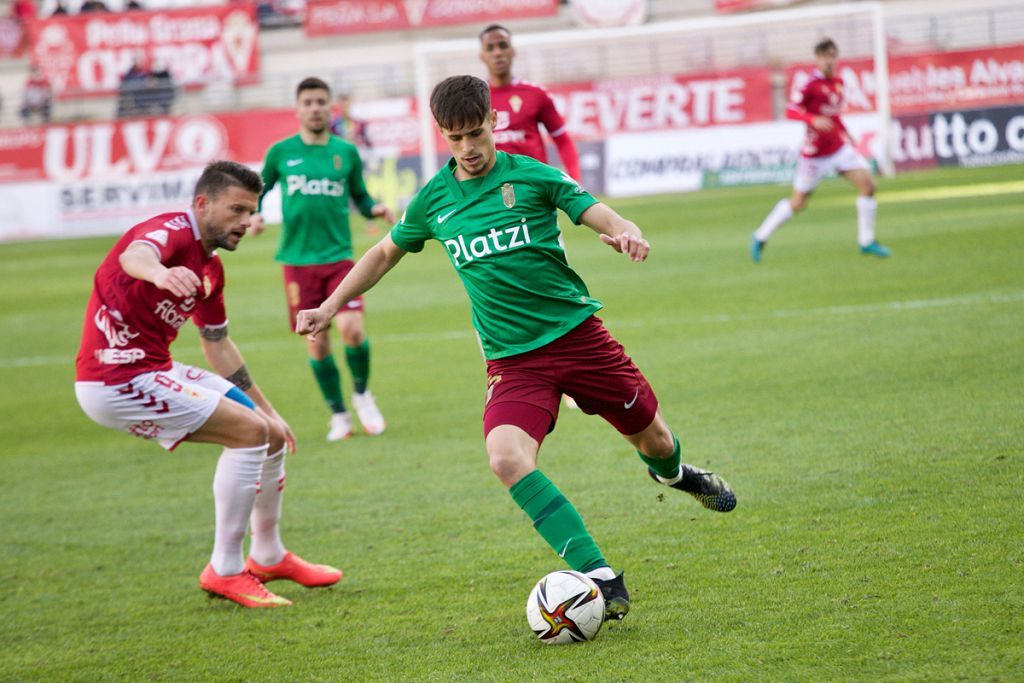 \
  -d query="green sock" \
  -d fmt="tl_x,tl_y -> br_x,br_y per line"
509,470 -> 607,573
344,340 -> 371,394
638,435 -> 681,479
309,355 -> 345,414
